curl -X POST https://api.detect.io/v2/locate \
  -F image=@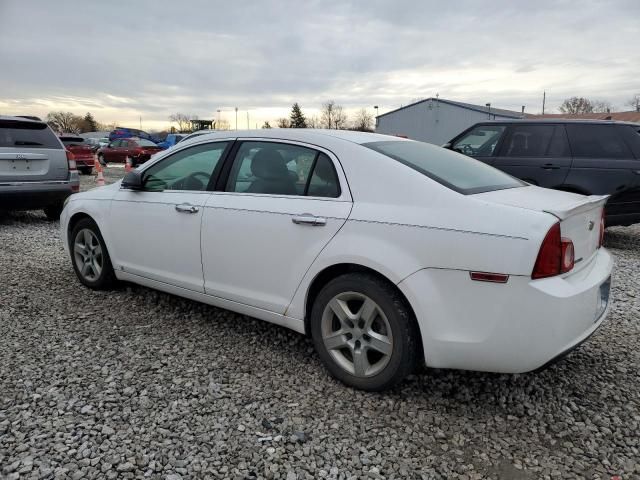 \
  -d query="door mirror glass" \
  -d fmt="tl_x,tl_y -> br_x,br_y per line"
121,171 -> 143,190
